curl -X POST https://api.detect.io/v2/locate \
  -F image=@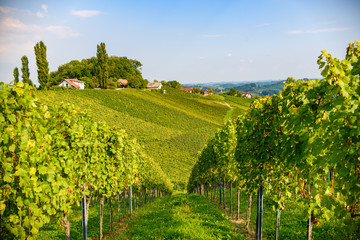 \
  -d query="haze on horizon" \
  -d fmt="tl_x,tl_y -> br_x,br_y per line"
0,0 -> 359,87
